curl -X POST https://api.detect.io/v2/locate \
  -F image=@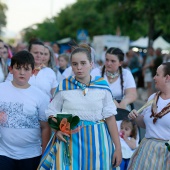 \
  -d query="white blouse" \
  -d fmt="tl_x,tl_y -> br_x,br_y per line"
46,88 -> 117,121
142,93 -> 170,140
91,68 -> 136,100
